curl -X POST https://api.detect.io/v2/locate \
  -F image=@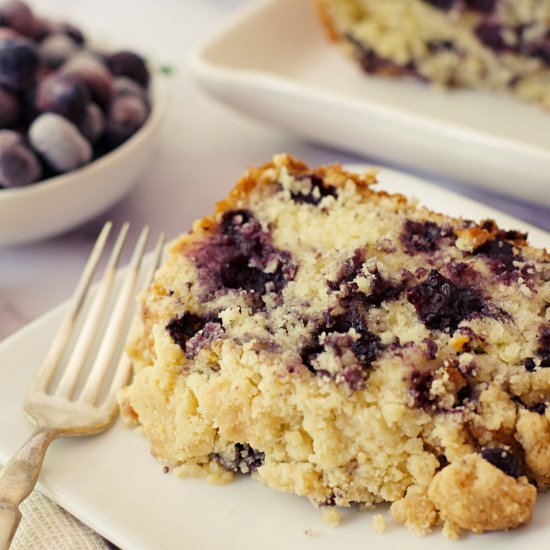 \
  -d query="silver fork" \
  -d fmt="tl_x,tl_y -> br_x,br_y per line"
0,222 -> 165,549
